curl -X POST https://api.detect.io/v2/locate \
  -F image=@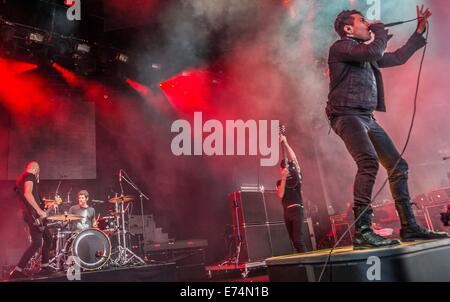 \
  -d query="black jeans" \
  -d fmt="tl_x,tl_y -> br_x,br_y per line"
284,205 -> 306,252
17,213 -> 52,269
331,115 -> 411,225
